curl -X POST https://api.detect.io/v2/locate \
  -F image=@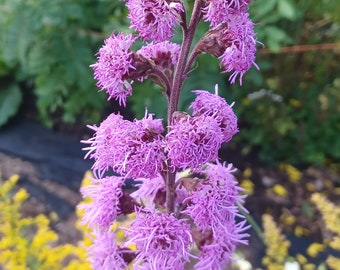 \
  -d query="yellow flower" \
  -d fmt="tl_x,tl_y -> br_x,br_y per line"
329,235 -> 340,250
326,255 -> 340,270
294,225 -> 309,237
272,184 -> 288,197
306,242 -> 325,258
13,188 -> 29,203
240,179 -> 254,195
296,253 -> 307,265
243,168 -> 252,178
302,264 -> 316,270
279,163 -> 302,183
280,212 -> 296,226
0,174 -> 19,196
